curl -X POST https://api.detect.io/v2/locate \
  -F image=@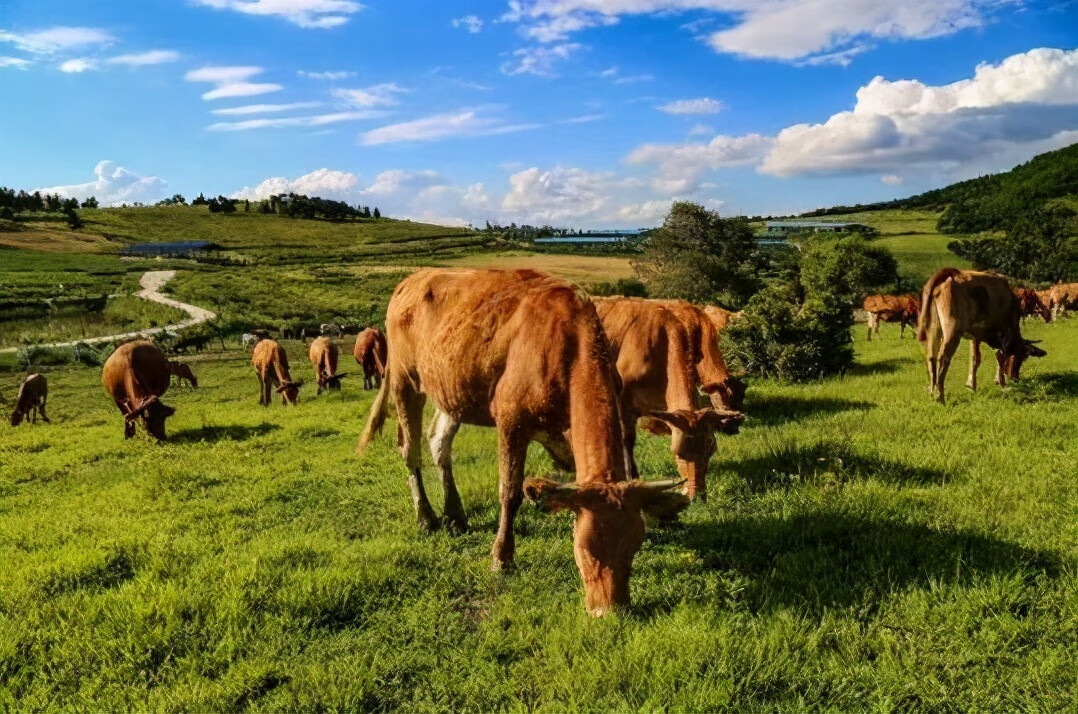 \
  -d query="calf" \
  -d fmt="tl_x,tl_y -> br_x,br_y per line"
168,361 -> 198,388
359,268 -> 688,616
596,297 -> 744,501
240,333 -> 261,351
11,373 -> 50,426
102,341 -> 175,440
1047,282 -> 1078,321
918,268 -> 1046,404
252,339 -> 303,405
863,293 -> 920,341
1013,287 -> 1051,323
308,336 -> 346,394
353,327 -> 388,390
